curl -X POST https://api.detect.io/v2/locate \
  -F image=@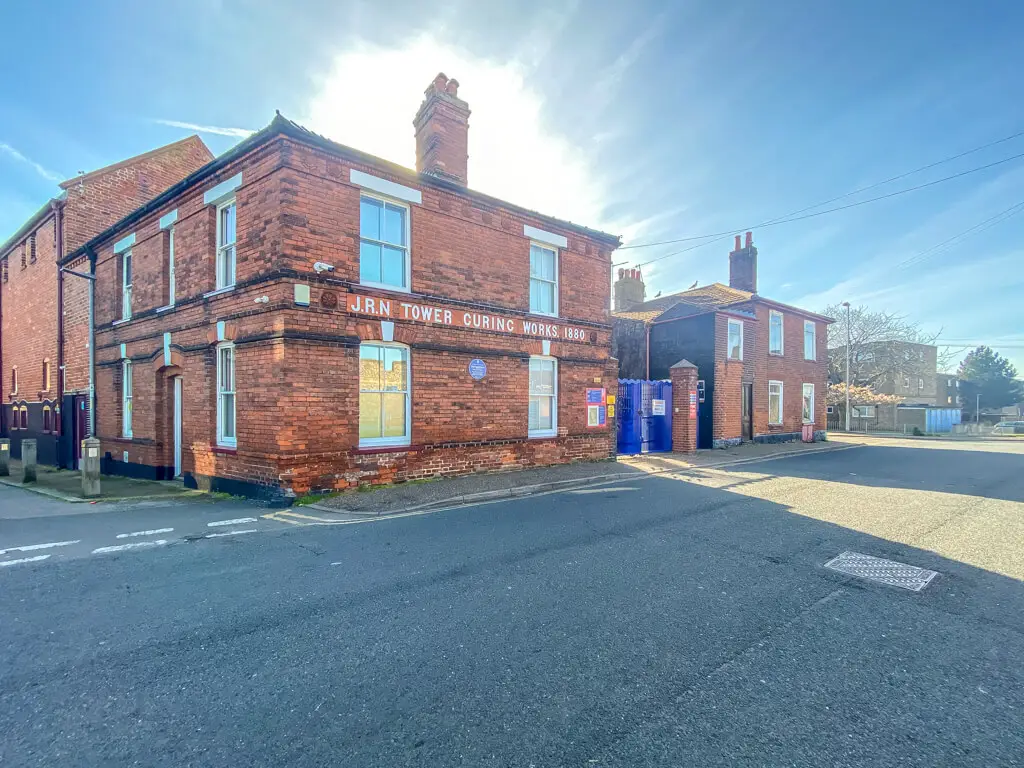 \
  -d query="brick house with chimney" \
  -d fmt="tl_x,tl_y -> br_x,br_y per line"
0,136 -> 213,466
612,233 -> 831,448
59,74 -> 620,501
